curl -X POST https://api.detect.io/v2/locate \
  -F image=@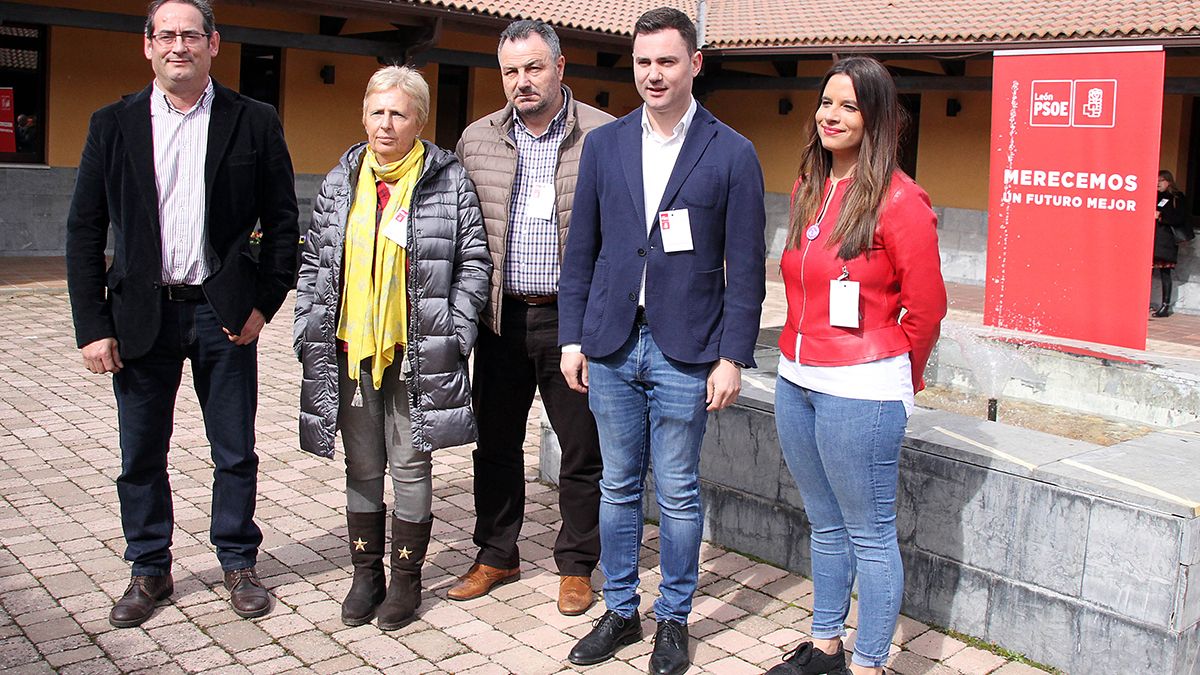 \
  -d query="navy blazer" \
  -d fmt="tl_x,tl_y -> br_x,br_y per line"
559,104 -> 766,367
66,80 -> 299,360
